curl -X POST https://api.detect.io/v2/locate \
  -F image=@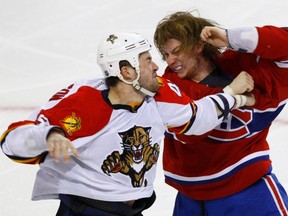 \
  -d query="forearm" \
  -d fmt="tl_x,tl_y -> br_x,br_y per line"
2,125 -> 58,157
226,27 -> 258,52
186,93 -> 236,135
